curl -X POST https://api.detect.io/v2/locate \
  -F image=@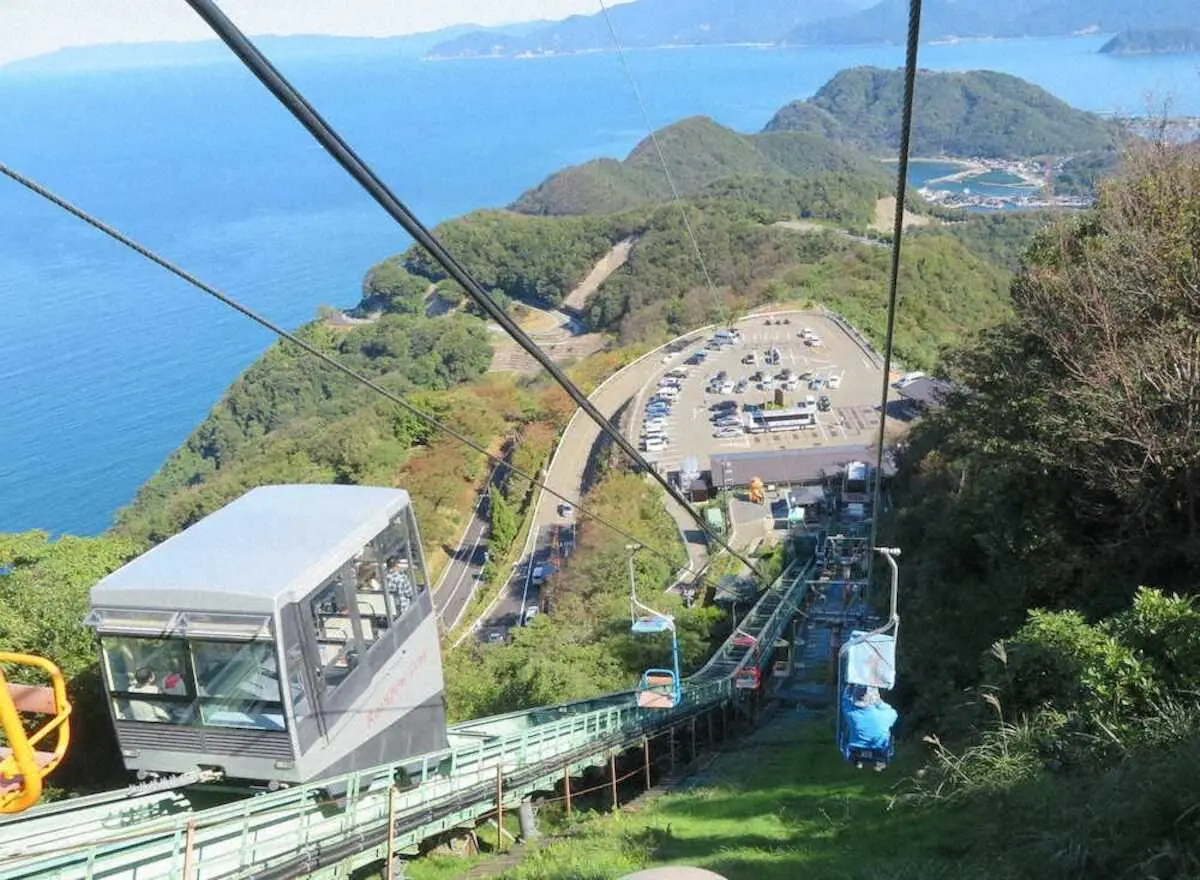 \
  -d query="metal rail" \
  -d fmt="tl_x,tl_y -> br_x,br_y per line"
0,558 -> 814,880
